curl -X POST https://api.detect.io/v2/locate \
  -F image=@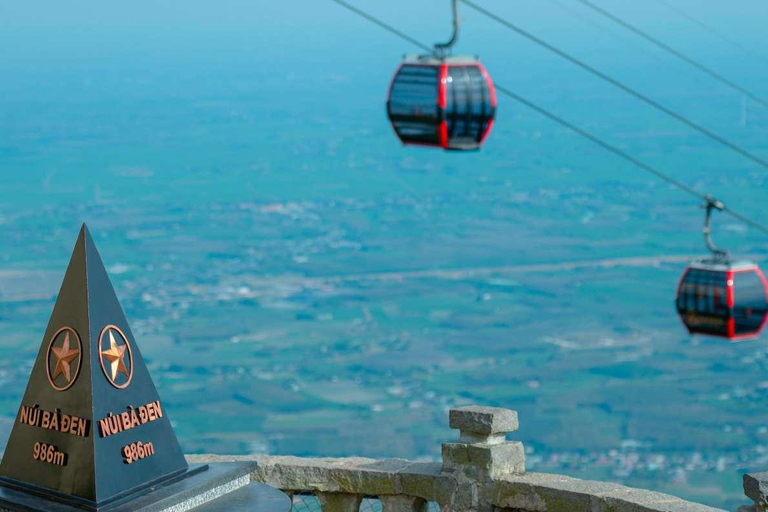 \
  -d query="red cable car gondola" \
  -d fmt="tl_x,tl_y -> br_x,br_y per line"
386,0 -> 496,151
676,197 -> 768,341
